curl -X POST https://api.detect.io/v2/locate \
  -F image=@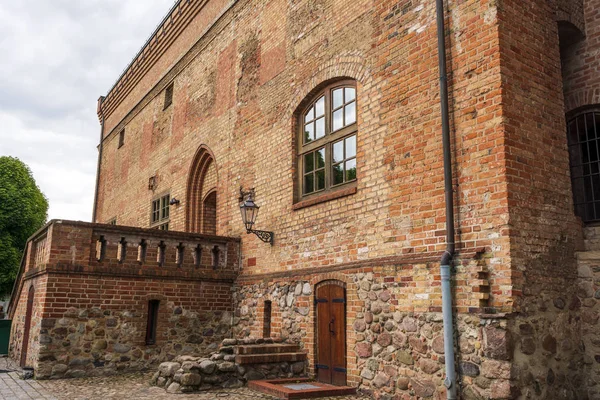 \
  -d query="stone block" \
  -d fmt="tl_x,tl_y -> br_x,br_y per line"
181,373 -> 202,386
159,362 -> 181,376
